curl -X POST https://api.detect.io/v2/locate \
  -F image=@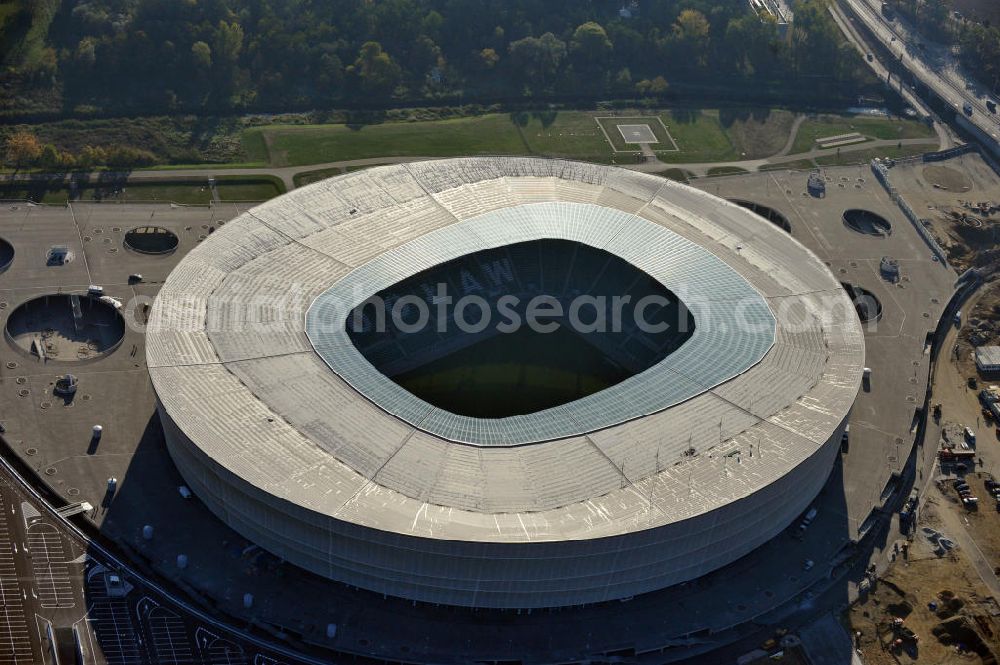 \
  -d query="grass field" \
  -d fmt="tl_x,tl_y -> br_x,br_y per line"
719,109 -> 797,159
293,165 -> 389,187
595,116 -> 676,152
0,176 -> 284,204
293,167 -> 343,187
246,114 -> 529,167
239,129 -> 270,165
0,182 -> 76,204
813,144 -> 929,166
0,181 -> 212,204
659,168 -> 693,182
791,113 -> 936,154
760,159 -> 817,171
393,326 -> 630,418
706,166 -> 750,177
243,109 -> 804,169
517,112 -> 616,162
214,175 -> 285,200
